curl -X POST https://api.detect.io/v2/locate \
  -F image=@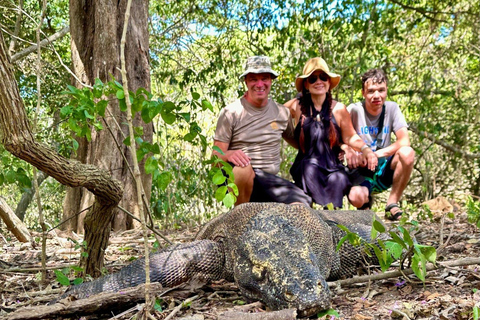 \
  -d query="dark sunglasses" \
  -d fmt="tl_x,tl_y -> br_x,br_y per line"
307,72 -> 329,84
